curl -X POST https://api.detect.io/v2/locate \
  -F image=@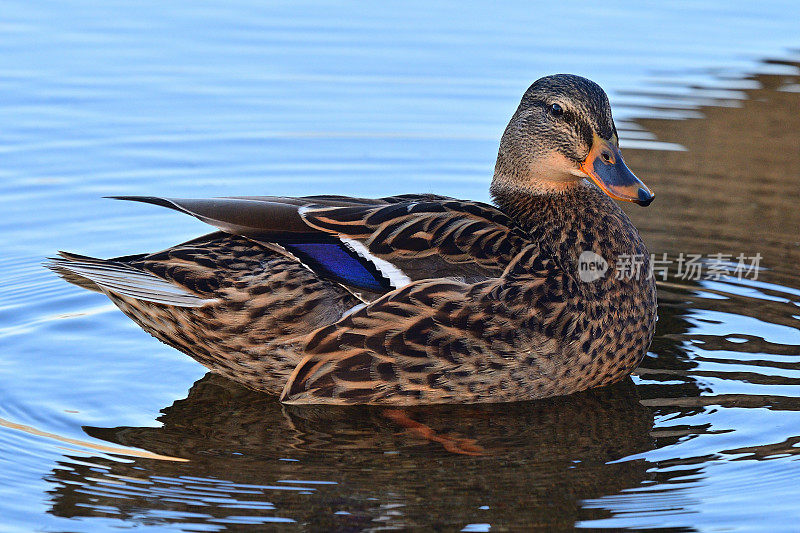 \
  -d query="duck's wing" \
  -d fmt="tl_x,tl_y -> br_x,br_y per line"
110,194 -> 451,236
113,195 -> 531,296
280,247 -> 561,405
